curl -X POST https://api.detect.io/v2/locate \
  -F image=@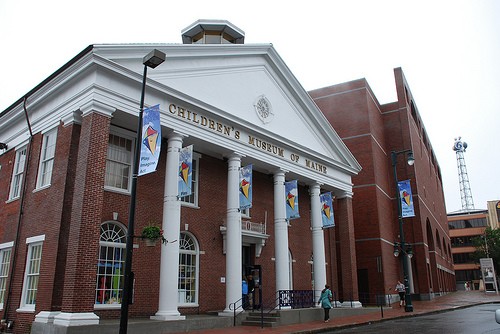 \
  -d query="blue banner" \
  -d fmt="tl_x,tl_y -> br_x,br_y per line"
178,145 -> 193,198
139,104 -> 161,176
398,179 -> 415,218
320,192 -> 334,228
239,164 -> 252,210
285,180 -> 300,220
